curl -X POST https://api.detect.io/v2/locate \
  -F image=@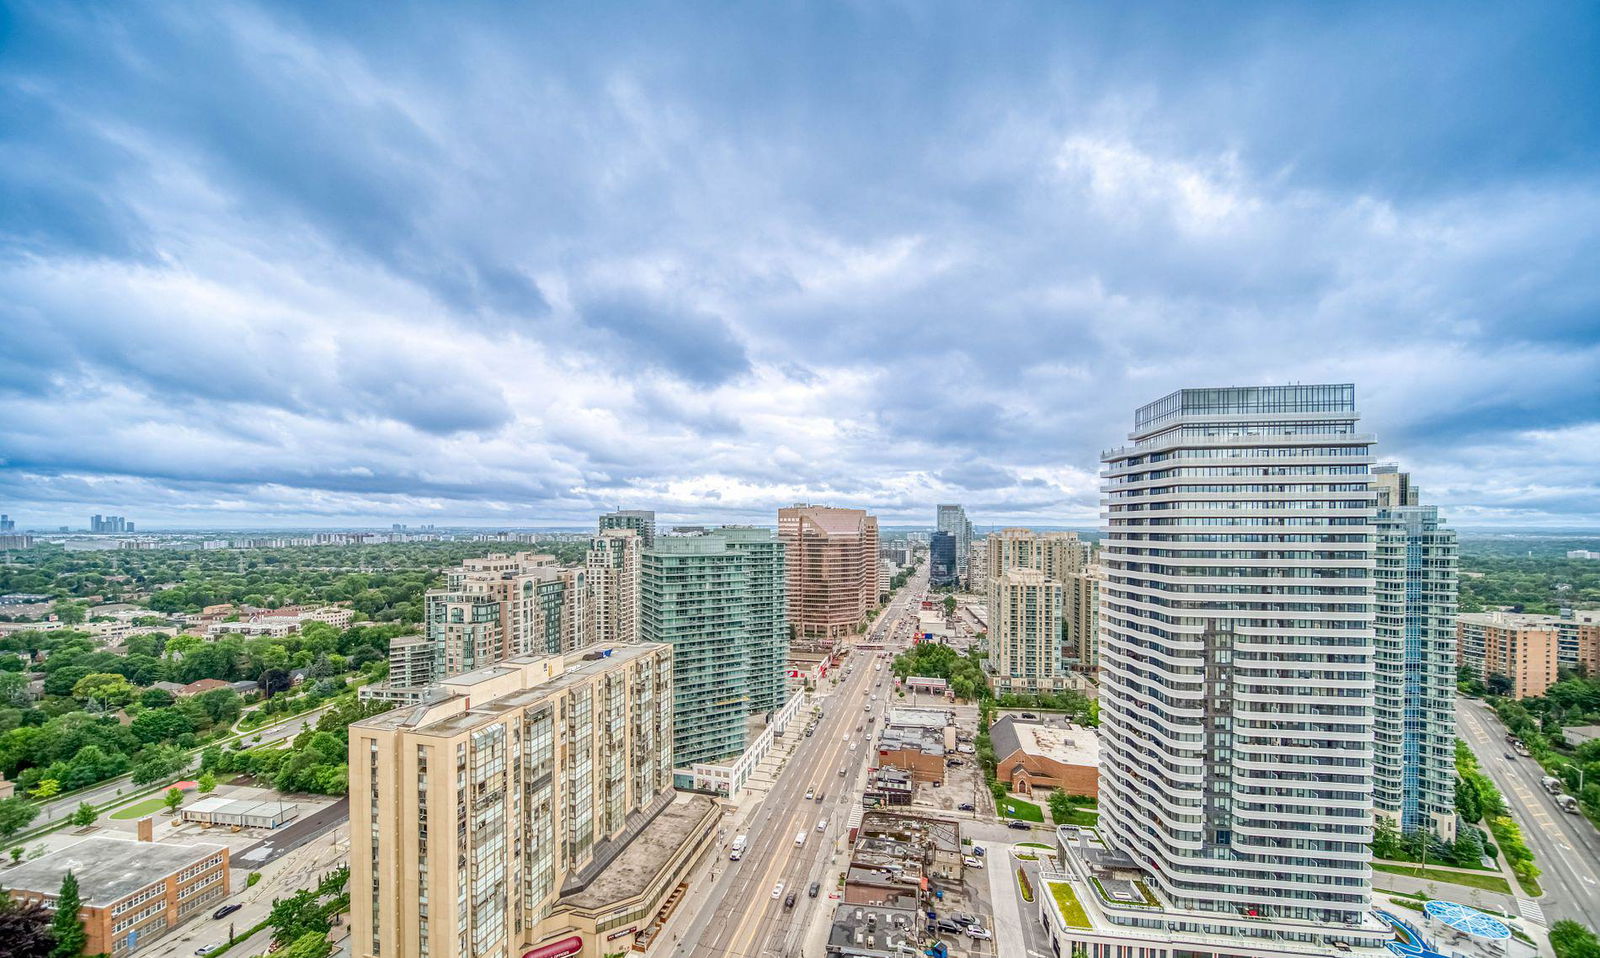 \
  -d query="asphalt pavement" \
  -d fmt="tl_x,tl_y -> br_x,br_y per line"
666,574 -> 927,958
1457,697 -> 1600,926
